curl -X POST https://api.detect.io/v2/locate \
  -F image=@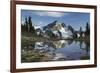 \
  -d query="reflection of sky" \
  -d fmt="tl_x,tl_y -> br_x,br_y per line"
55,41 -> 90,60
21,10 -> 90,31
